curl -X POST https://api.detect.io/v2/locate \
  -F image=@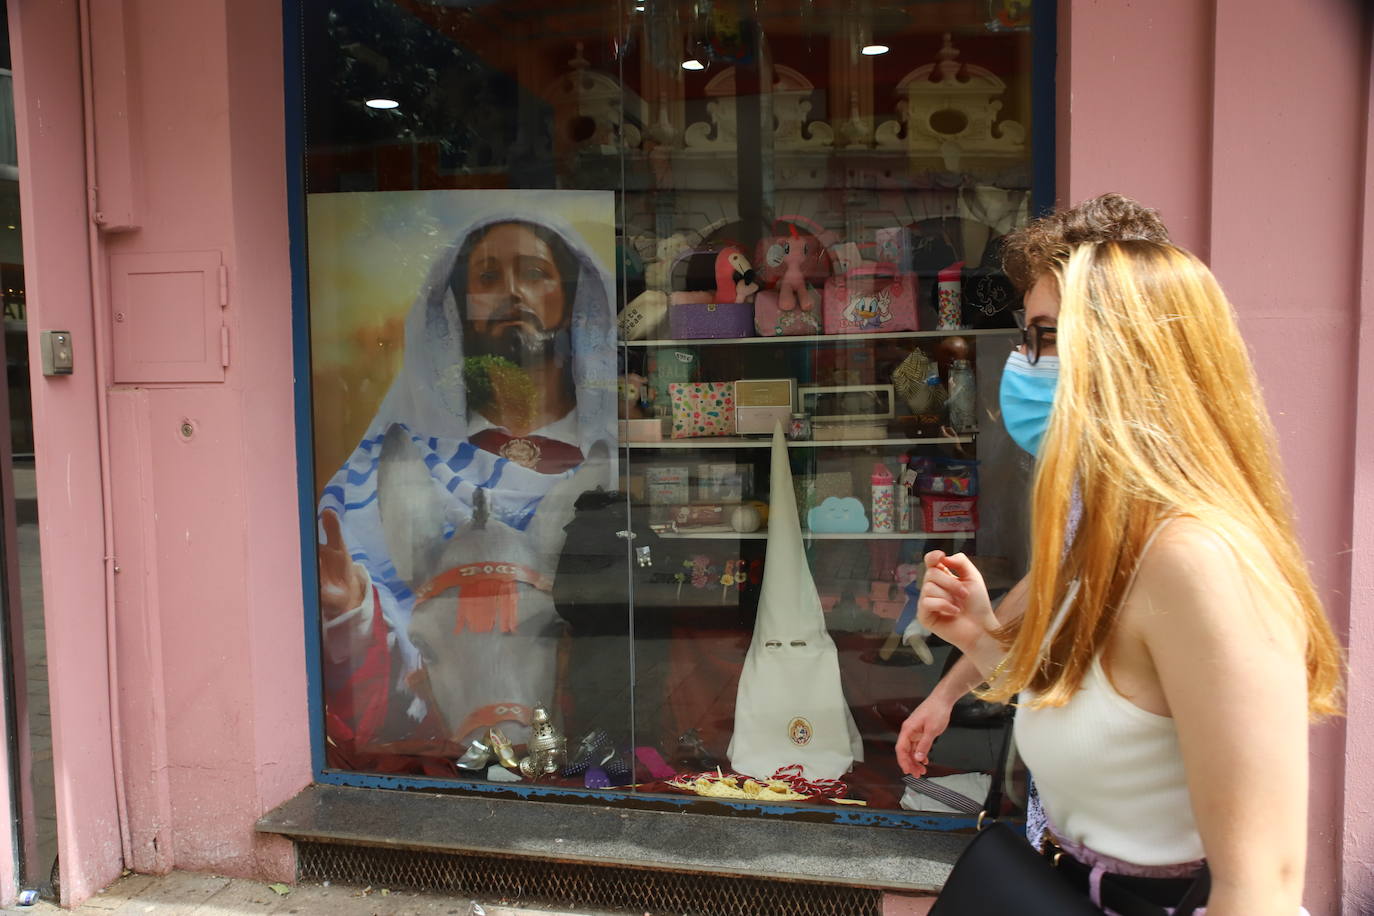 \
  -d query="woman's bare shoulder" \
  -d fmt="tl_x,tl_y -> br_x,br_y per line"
1121,517 -> 1249,630
1125,515 -> 1297,652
